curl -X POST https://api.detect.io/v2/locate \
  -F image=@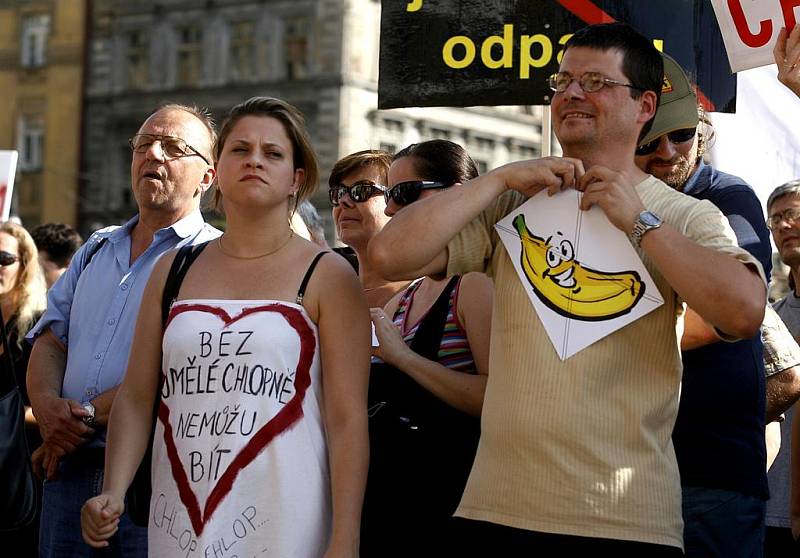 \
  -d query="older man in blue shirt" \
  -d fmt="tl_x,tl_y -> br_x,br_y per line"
27,103 -> 221,557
